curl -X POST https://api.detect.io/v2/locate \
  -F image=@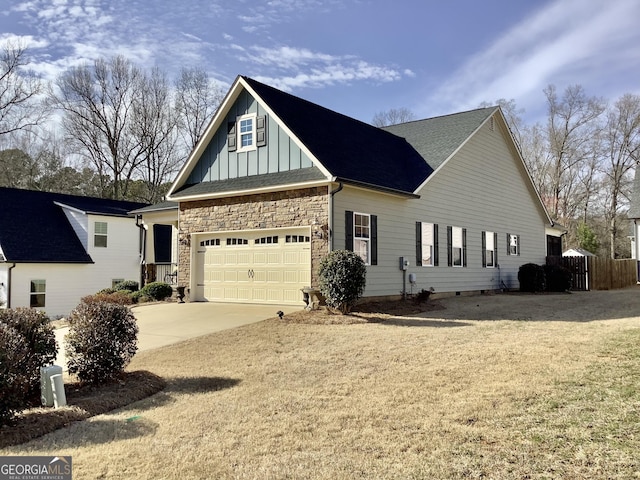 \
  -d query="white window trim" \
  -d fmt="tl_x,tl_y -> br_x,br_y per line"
452,226 -> 464,268
354,212 -> 371,266
236,114 -> 257,152
508,233 -> 520,256
421,222 -> 435,267
94,221 -> 108,248
485,231 -> 495,268
30,279 -> 46,308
